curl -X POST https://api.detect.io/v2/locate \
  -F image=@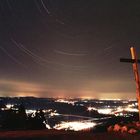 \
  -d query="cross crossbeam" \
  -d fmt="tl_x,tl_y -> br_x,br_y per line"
120,58 -> 140,63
